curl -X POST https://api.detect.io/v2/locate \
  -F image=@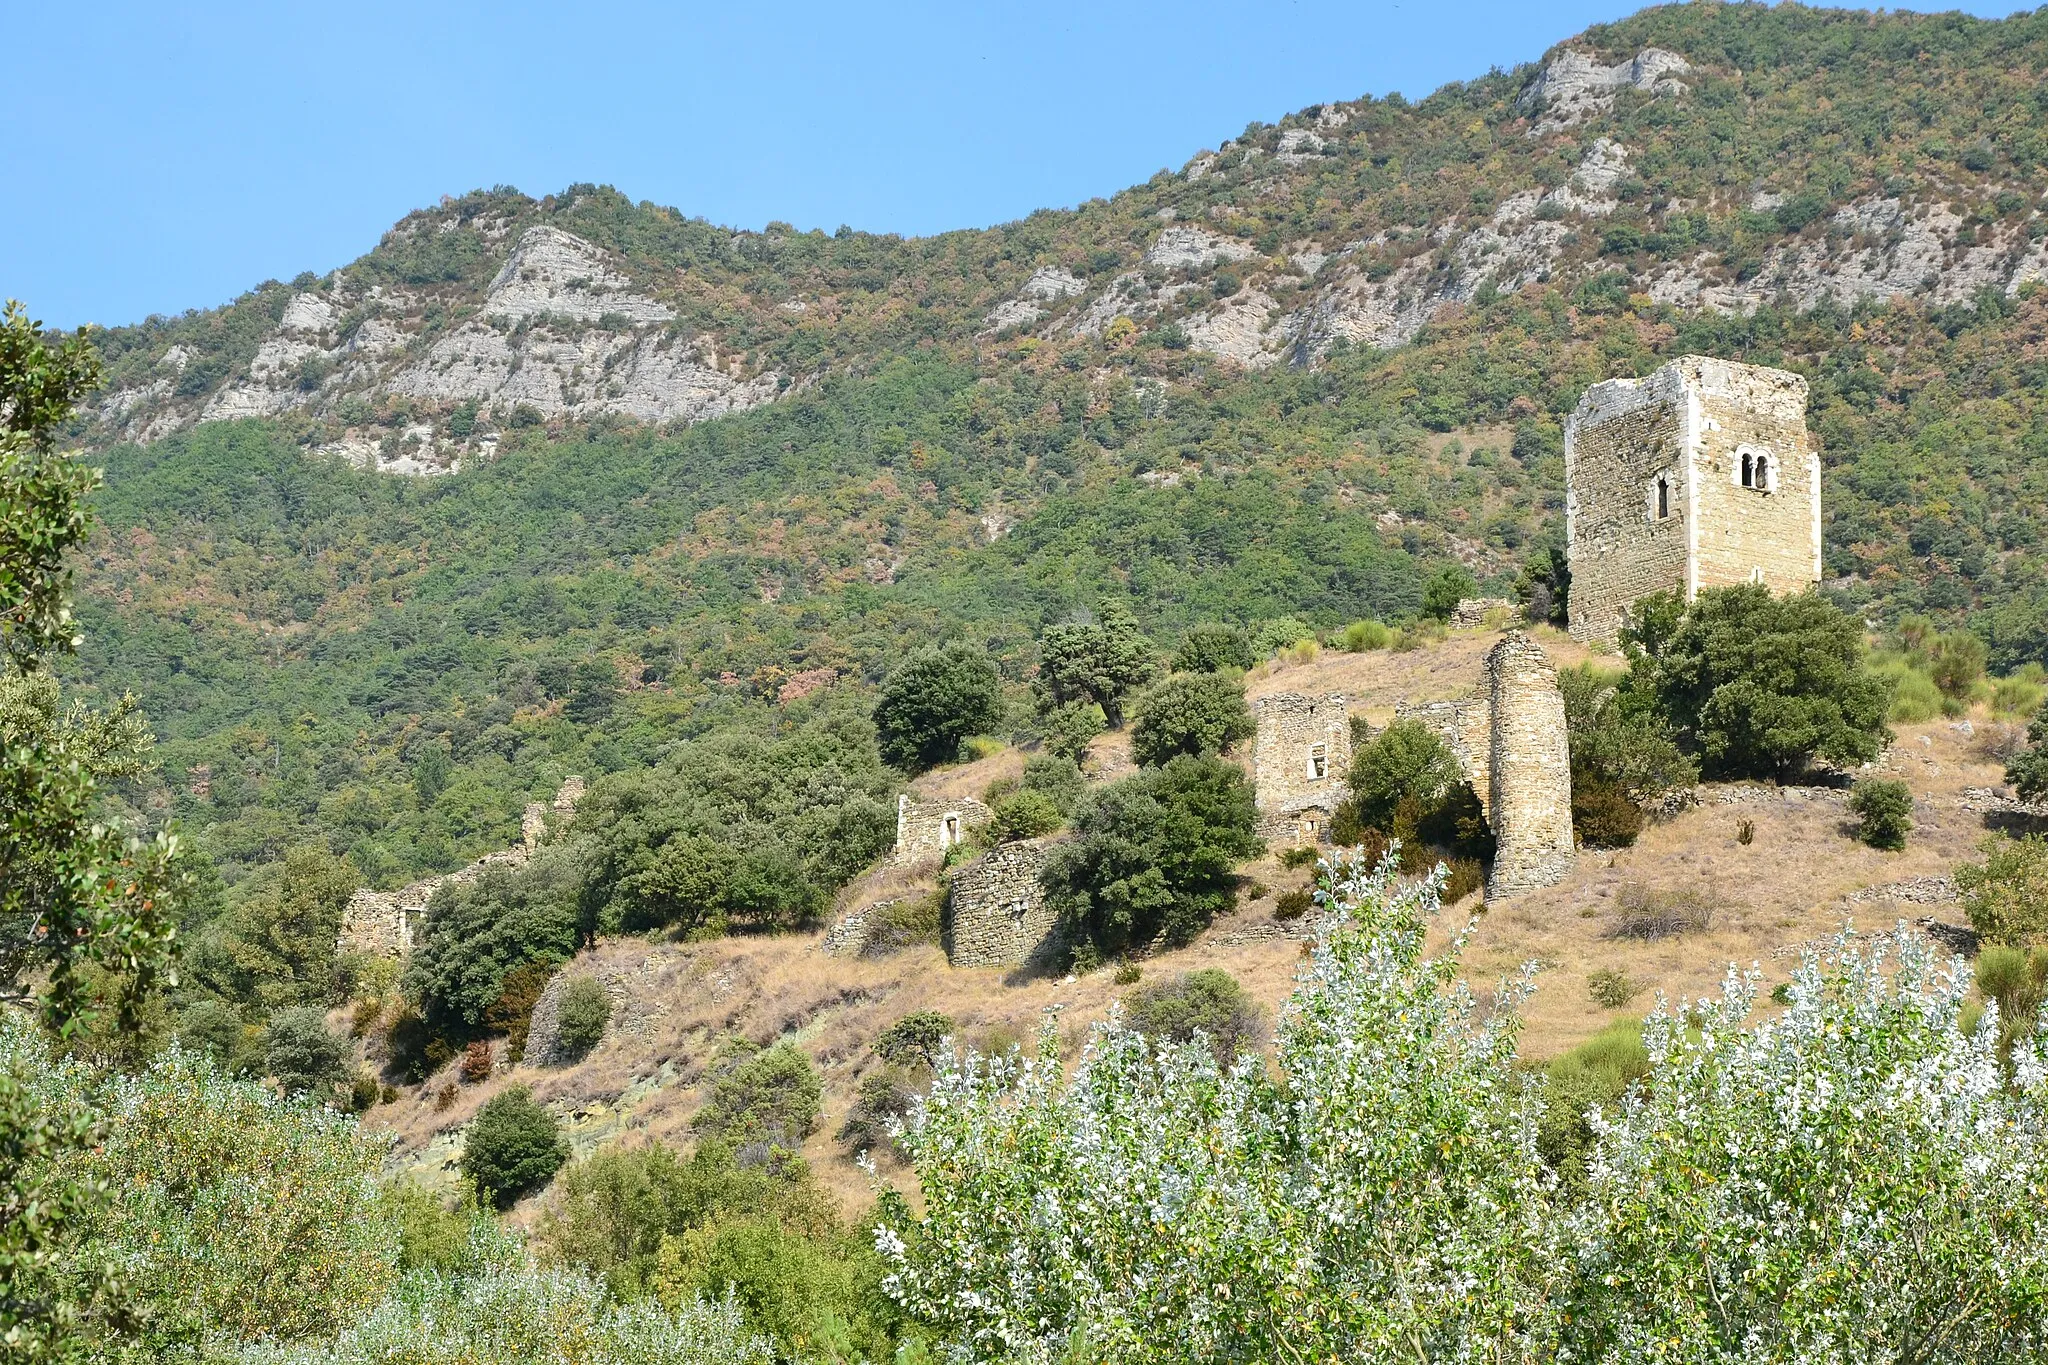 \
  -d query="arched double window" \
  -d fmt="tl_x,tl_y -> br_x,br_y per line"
1738,446 -> 1774,492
